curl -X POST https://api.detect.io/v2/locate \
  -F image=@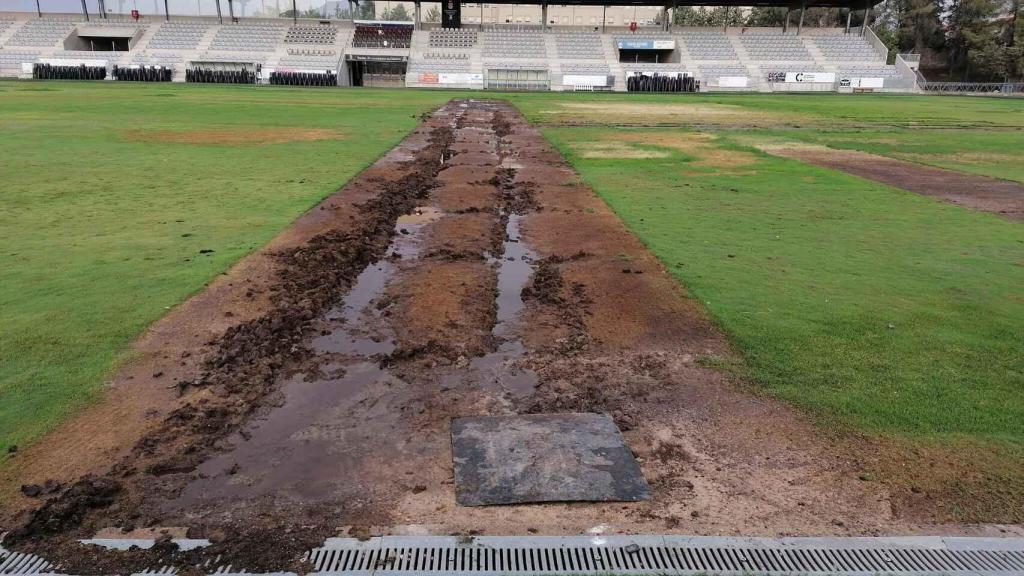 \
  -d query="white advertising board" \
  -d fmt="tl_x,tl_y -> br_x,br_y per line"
439,72 -> 483,85
851,77 -> 885,88
785,72 -> 836,83
562,74 -> 610,87
718,76 -> 749,88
